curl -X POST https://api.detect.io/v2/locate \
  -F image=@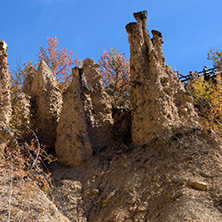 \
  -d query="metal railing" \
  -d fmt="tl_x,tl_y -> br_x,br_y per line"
176,67 -> 222,83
